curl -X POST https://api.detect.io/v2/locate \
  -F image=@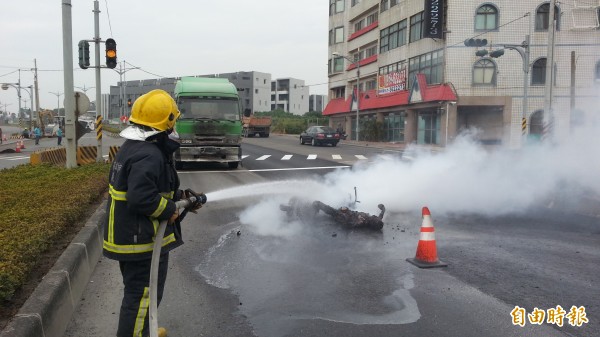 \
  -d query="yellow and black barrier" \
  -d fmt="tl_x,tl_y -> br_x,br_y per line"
96,115 -> 103,141
77,146 -> 97,165
30,146 -> 99,166
108,146 -> 121,163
